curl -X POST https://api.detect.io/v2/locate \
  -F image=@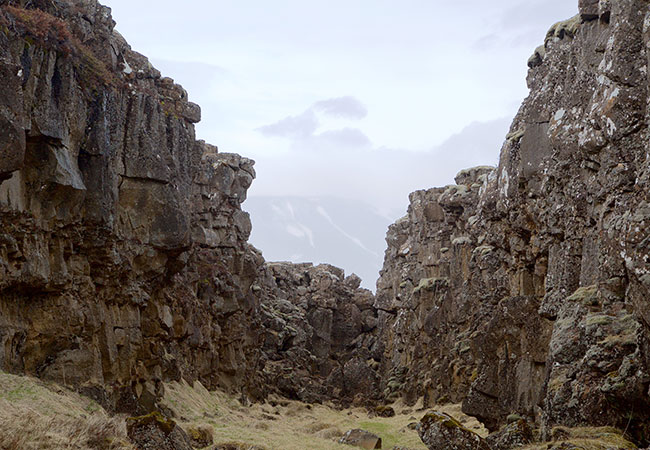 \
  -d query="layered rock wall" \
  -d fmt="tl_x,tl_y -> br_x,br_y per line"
0,0 -> 264,412
0,0 -> 383,413
376,1 -> 650,443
